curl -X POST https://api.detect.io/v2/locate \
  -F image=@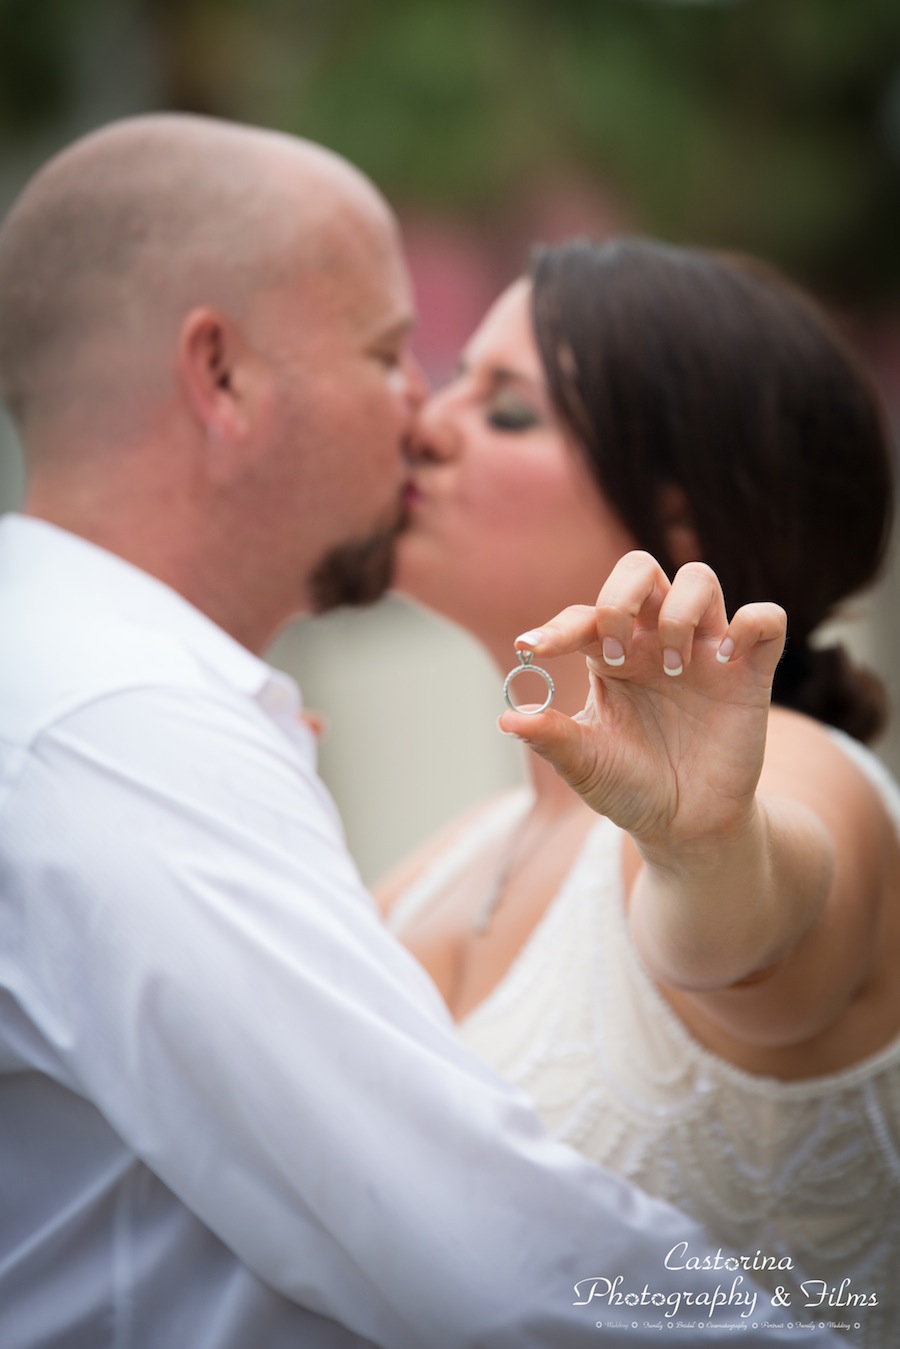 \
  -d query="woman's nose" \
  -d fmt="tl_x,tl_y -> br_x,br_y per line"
407,388 -> 462,465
